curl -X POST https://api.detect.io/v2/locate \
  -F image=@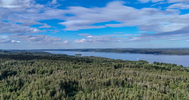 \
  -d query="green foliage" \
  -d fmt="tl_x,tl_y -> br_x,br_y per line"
0,52 -> 189,100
